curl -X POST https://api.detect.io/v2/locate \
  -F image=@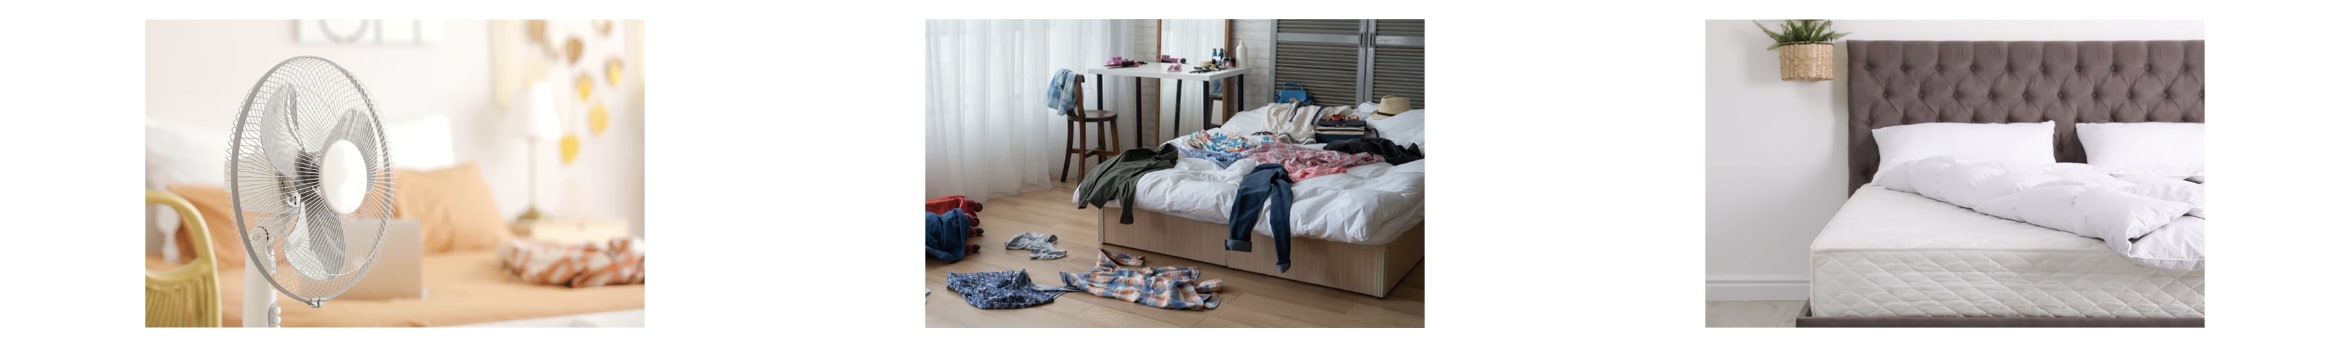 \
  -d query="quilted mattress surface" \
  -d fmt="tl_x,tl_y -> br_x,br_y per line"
1809,185 -> 2203,318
